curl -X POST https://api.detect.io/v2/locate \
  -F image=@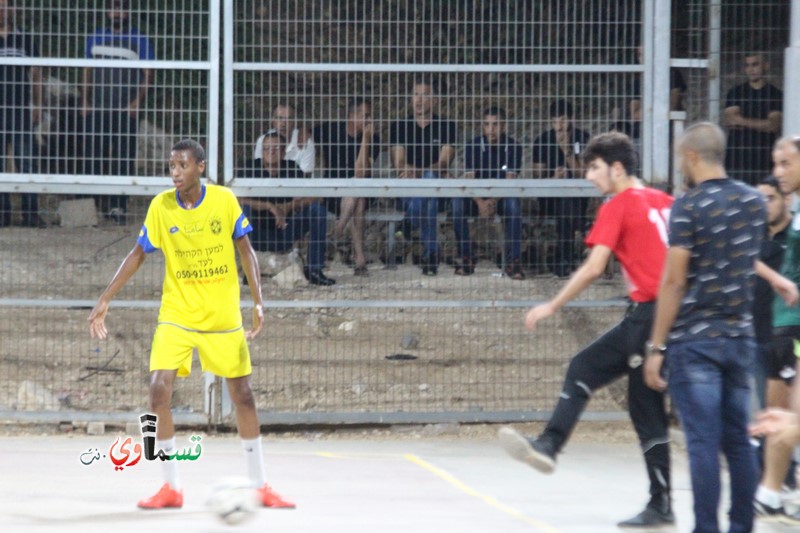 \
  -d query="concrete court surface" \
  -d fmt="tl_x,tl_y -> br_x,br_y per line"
0,434 -> 795,533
